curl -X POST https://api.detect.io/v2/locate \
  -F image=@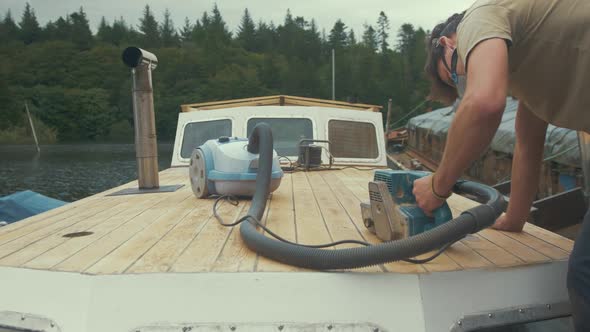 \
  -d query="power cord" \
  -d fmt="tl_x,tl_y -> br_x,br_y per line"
278,154 -> 381,173
212,195 -> 457,264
